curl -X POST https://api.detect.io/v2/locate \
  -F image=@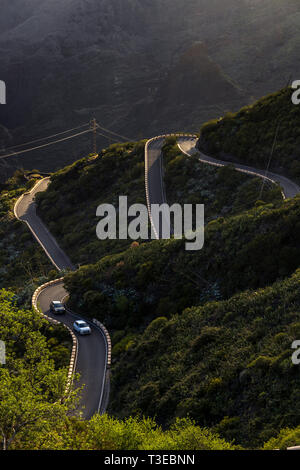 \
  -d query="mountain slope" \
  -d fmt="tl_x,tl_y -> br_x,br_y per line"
109,268 -> 300,448
1,0 -> 300,172
63,193 -> 300,330
36,138 -> 281,271
0,290 -> 235,450
198,87 -> 300,181
143,43 -> 248,133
